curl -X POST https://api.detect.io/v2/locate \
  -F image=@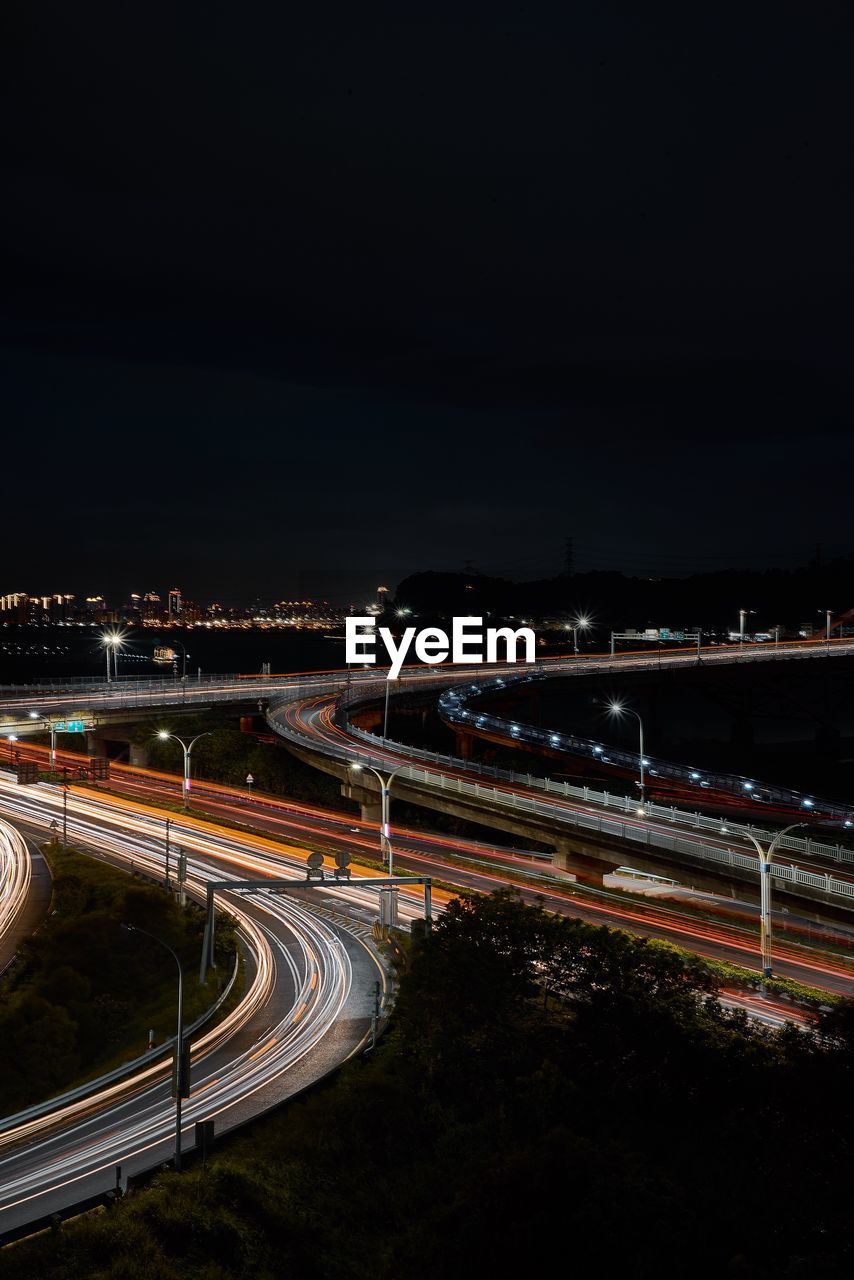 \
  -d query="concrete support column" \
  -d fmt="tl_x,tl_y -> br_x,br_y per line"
456,731 -> 474,760
341,782 -> 383,825
85,732 -> 108,758
551,840 -> 621,885
129,742 -> 151,767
